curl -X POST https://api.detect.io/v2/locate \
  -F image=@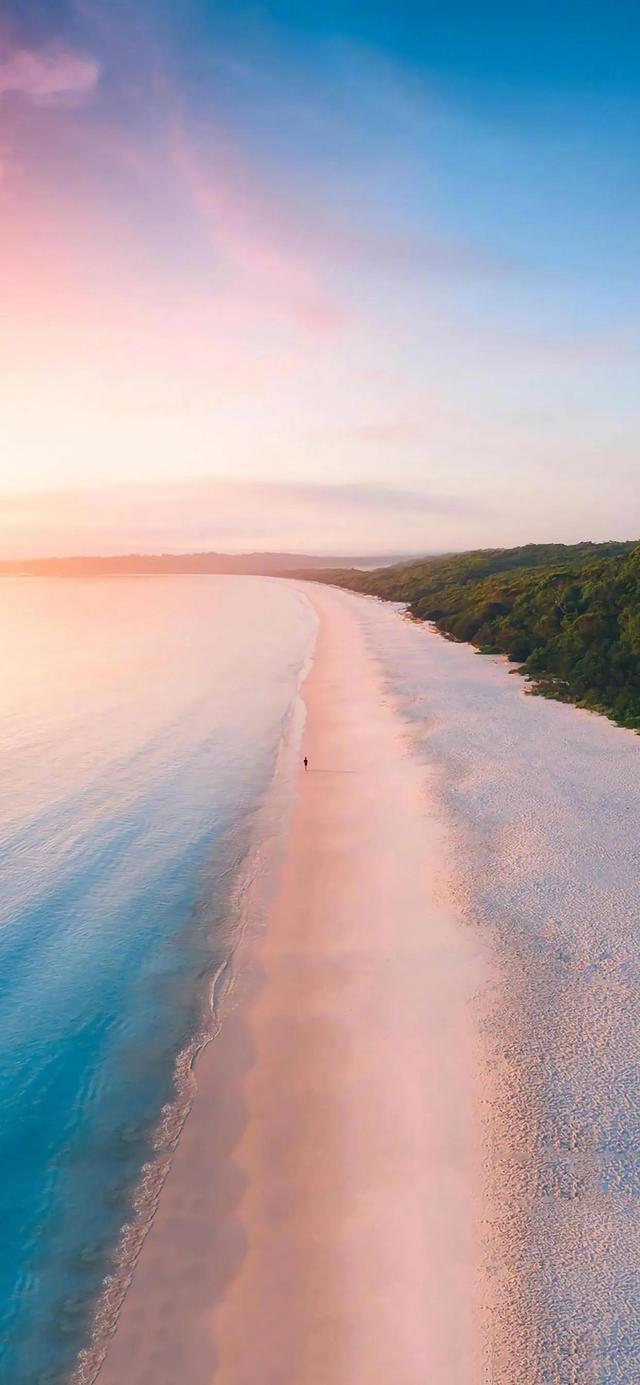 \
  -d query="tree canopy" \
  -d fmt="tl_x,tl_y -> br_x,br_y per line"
317,541 -> 640,729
